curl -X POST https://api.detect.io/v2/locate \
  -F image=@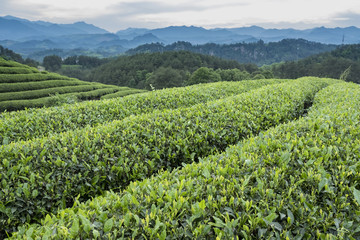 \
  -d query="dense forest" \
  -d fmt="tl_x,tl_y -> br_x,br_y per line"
126,39 -> 337,65
271,44 -> 360,84
83,51 -> 271,89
